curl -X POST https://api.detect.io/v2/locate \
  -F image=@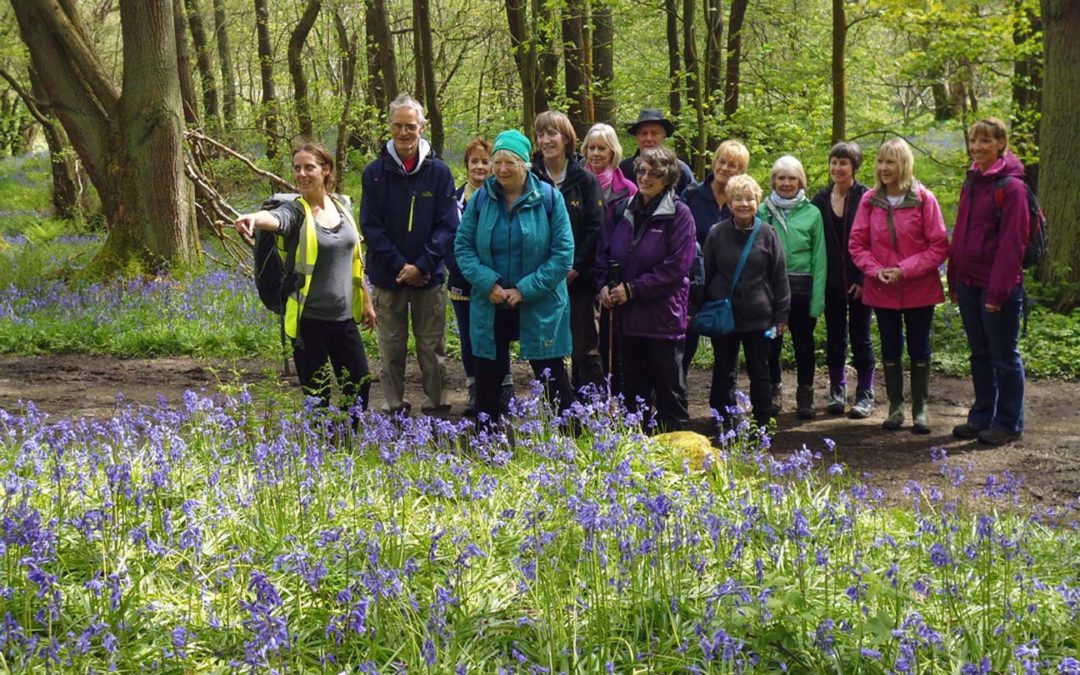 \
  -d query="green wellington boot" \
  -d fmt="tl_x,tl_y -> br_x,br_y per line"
881,360 -> 905,430
910,361 -> 931,435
